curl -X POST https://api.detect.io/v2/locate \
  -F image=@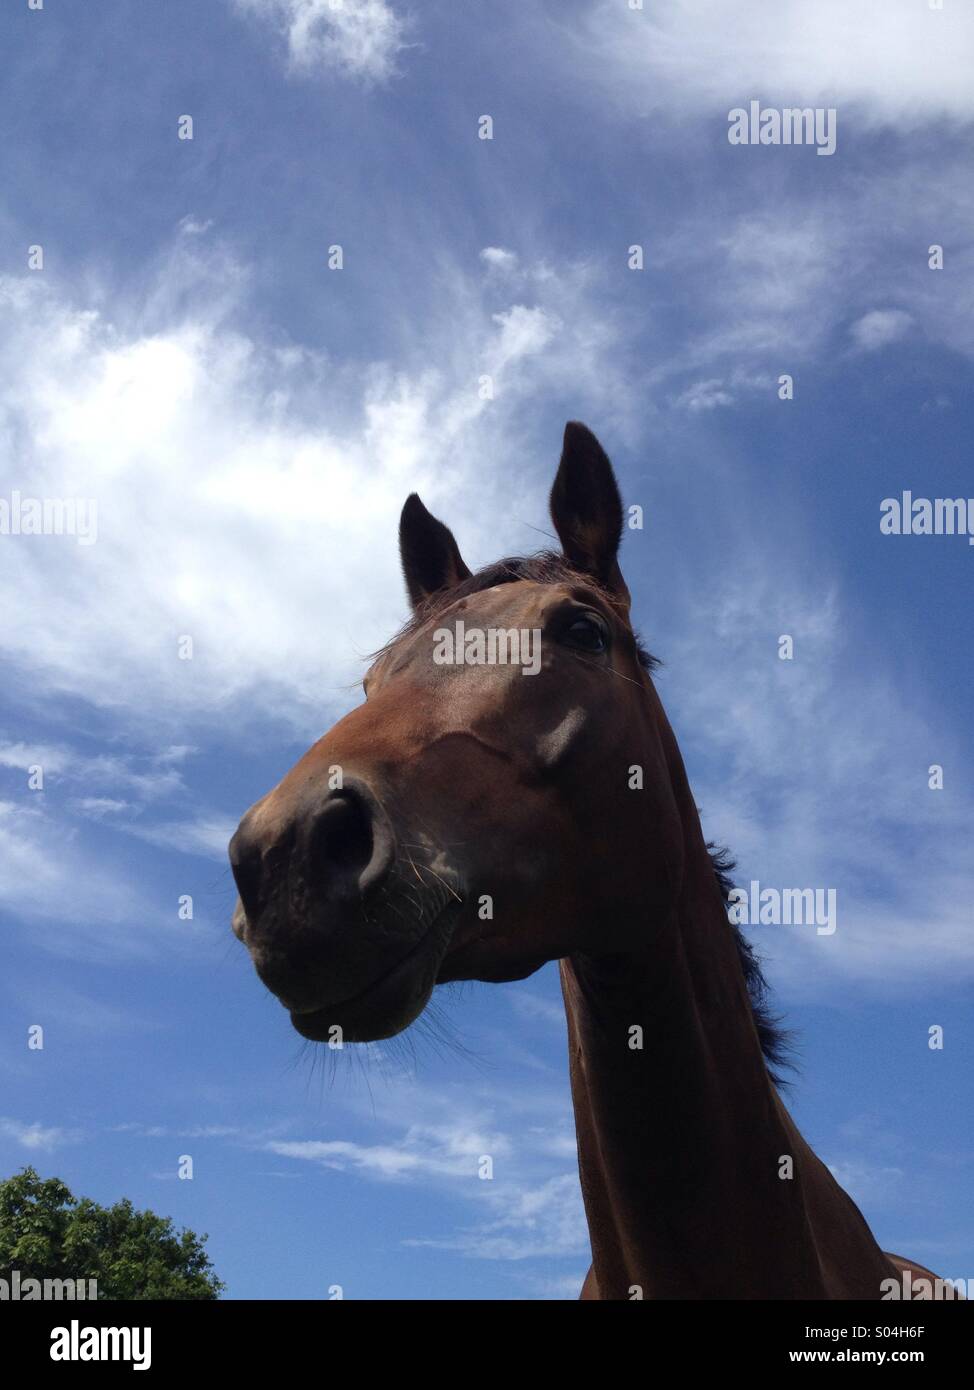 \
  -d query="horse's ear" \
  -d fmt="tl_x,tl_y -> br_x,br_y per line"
399,493 -> 471,610
550,421 -> 630,607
